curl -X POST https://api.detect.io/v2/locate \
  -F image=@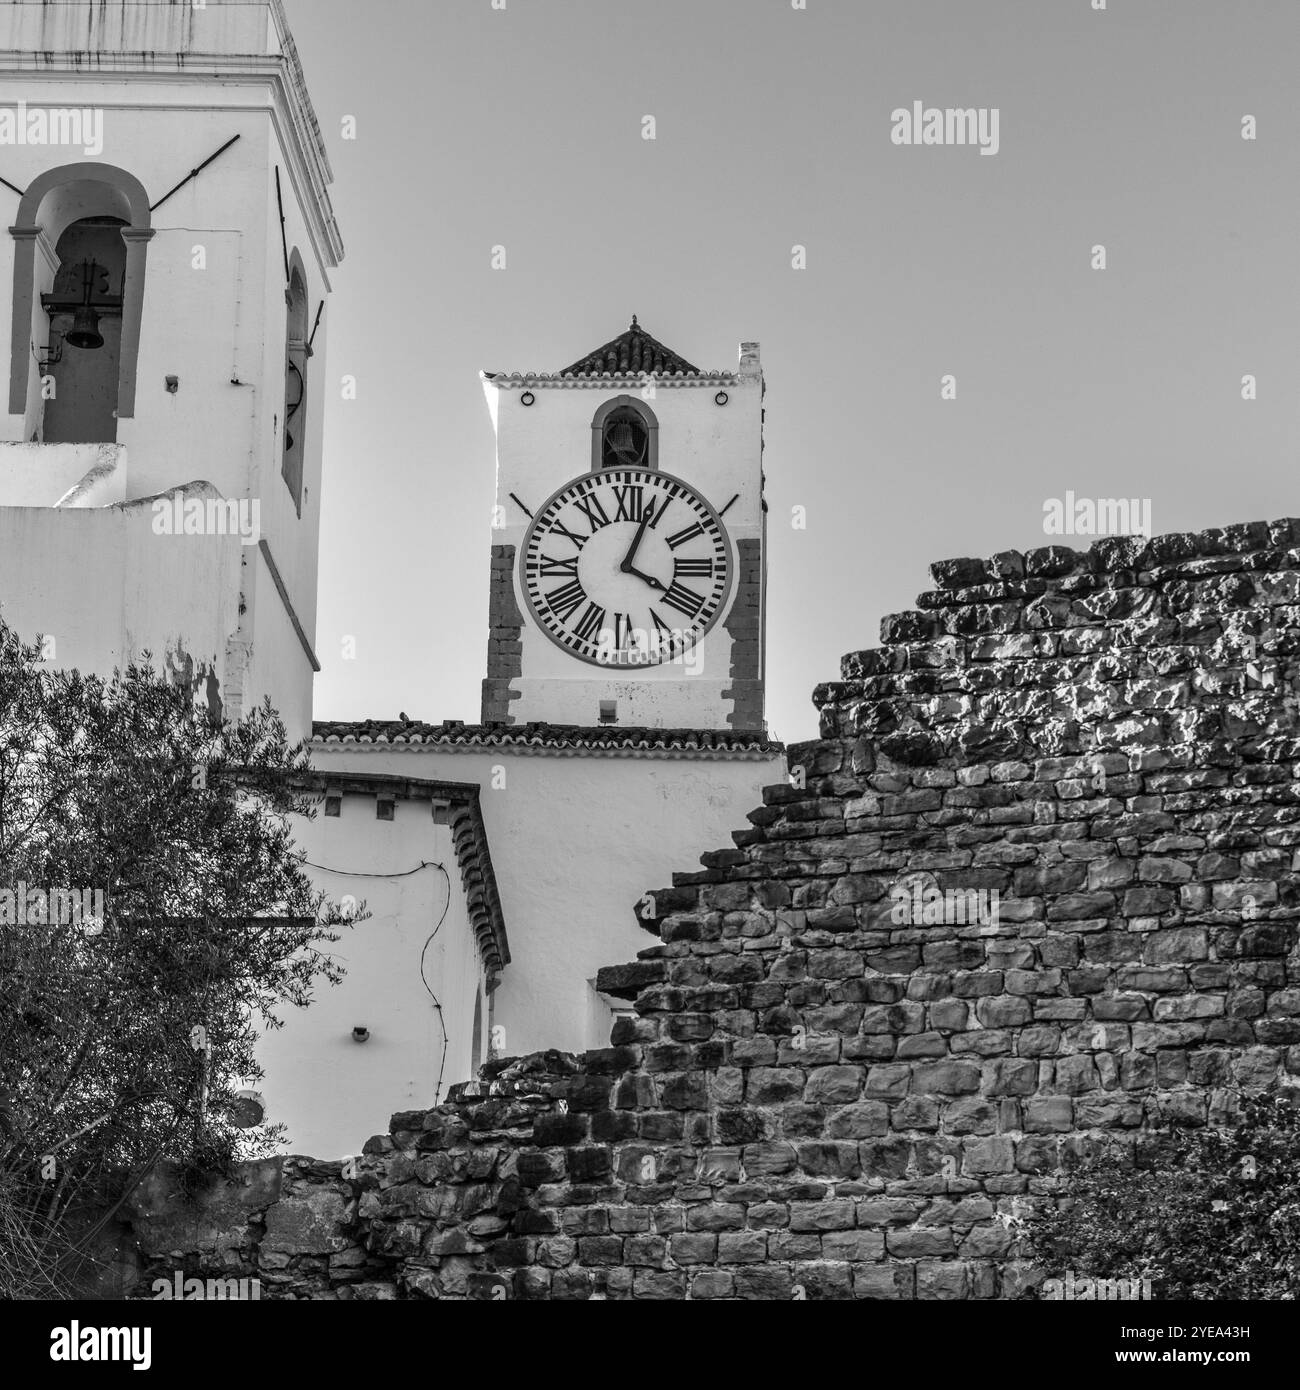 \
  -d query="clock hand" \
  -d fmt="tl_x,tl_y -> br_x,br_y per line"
625,566 -> 664,591
619,501 -> 656,574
